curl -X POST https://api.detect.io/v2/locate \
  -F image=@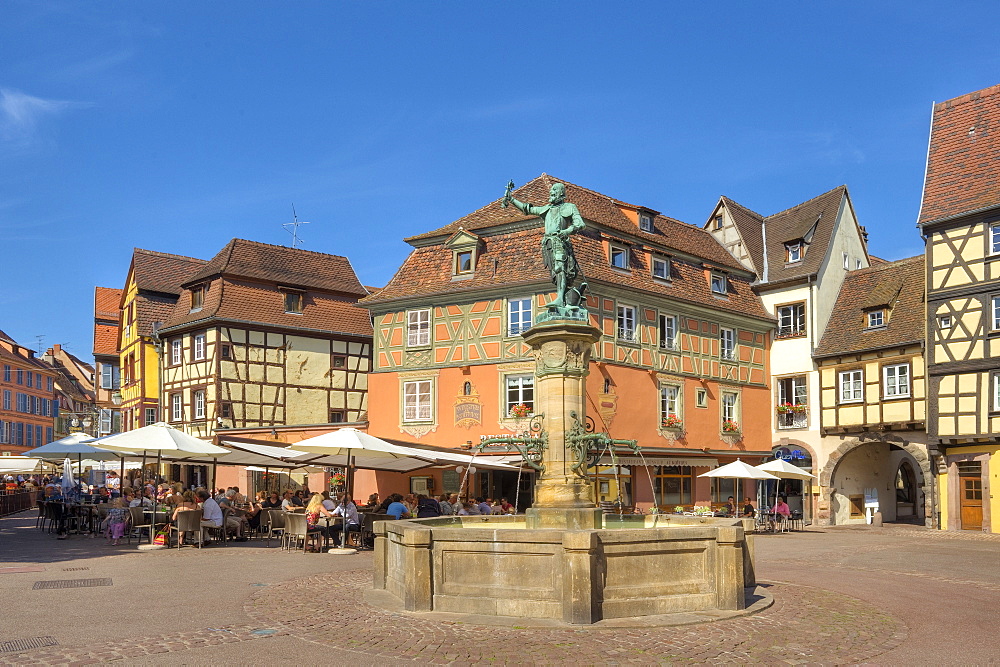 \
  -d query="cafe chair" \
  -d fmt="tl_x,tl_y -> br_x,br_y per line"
127,506 -> 154,544
202,508 -> 232,546
170,510 -> 204,549
265,510 -> 286,547
282,512 -> 321,553
36,500 -> 48,531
